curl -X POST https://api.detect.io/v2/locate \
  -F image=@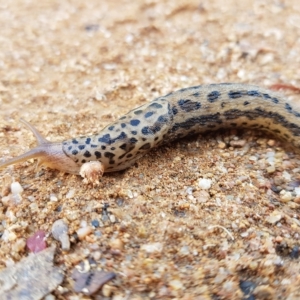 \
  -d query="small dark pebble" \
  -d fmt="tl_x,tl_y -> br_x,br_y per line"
84,24 -> 99,32
287,180 -> 300,188
91,219 -> 99,228
173,209 -> 186,218
271,185 -> 281,193
239,280 -> 256,299
55,205 -> 62,212
72,269 -> 116,295
290,245 -> 299,259
116,198 -> 125,207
